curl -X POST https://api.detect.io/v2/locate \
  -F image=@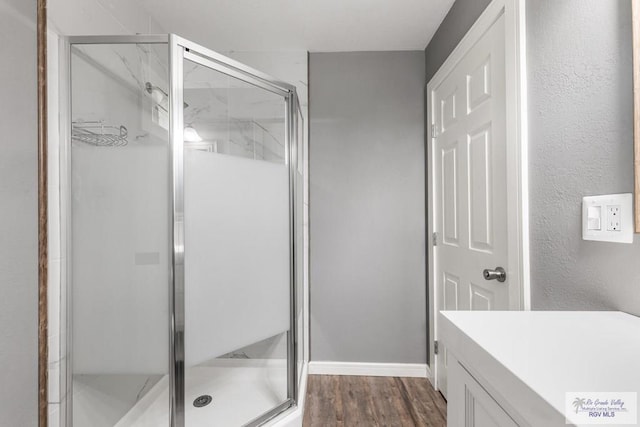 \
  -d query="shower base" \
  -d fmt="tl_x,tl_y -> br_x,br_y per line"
116,360 -> 288,426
